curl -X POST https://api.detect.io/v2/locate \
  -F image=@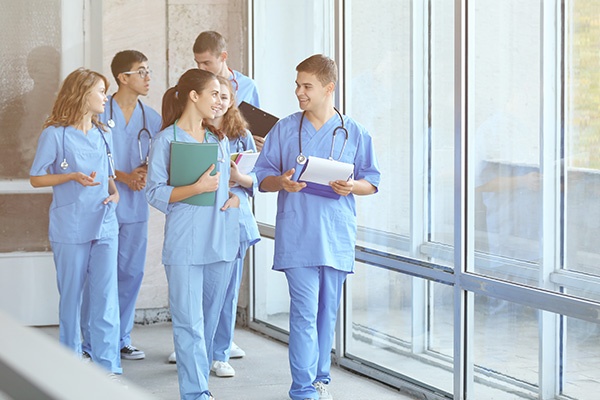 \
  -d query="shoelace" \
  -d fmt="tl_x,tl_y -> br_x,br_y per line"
122,345 -> 137,353
313,381 -> 329,394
